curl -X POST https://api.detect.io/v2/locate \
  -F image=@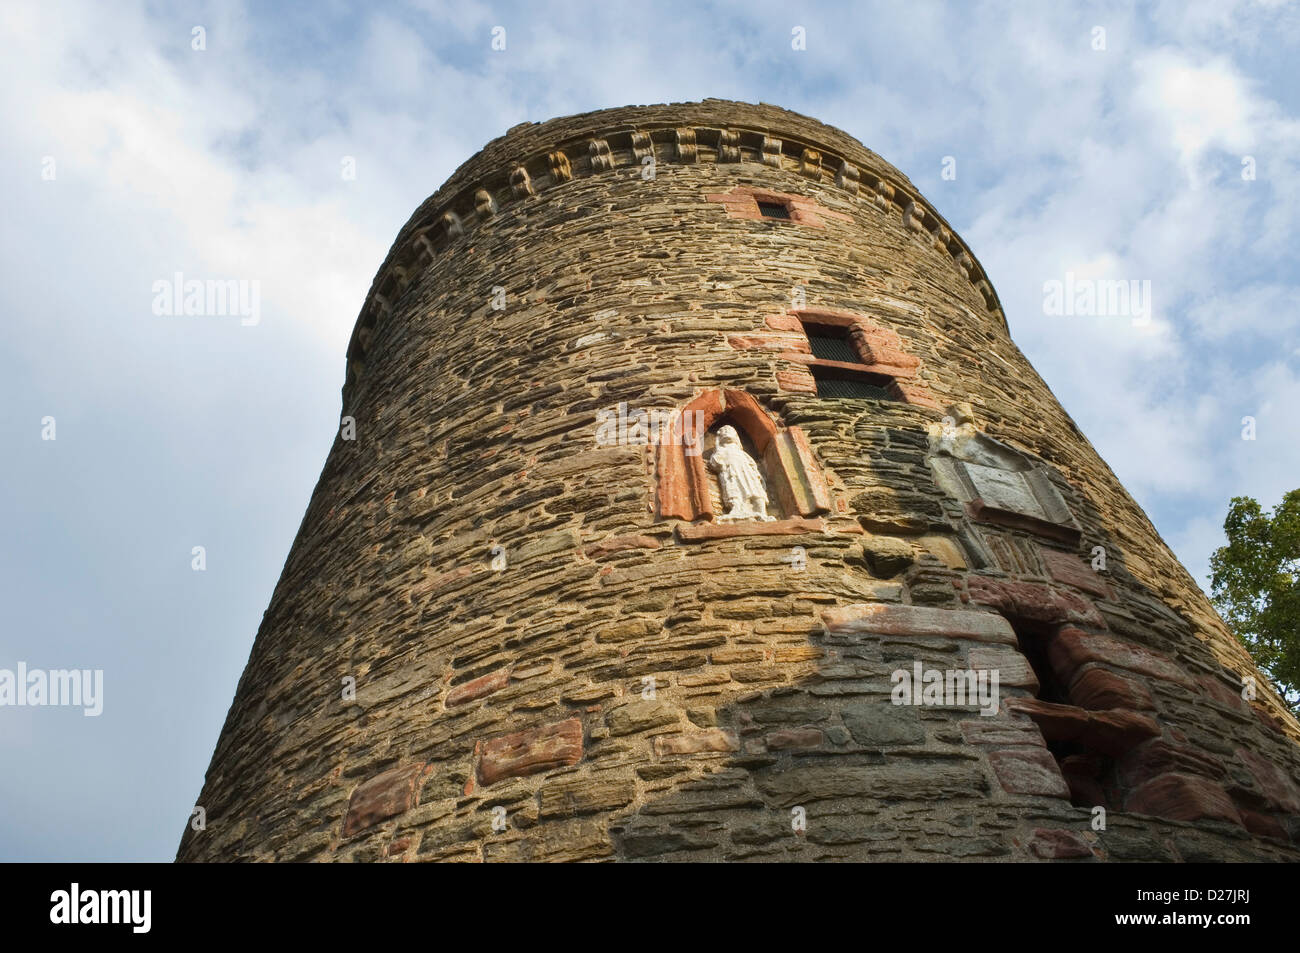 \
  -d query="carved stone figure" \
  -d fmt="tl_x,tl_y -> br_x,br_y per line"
706,425 -> 774,521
